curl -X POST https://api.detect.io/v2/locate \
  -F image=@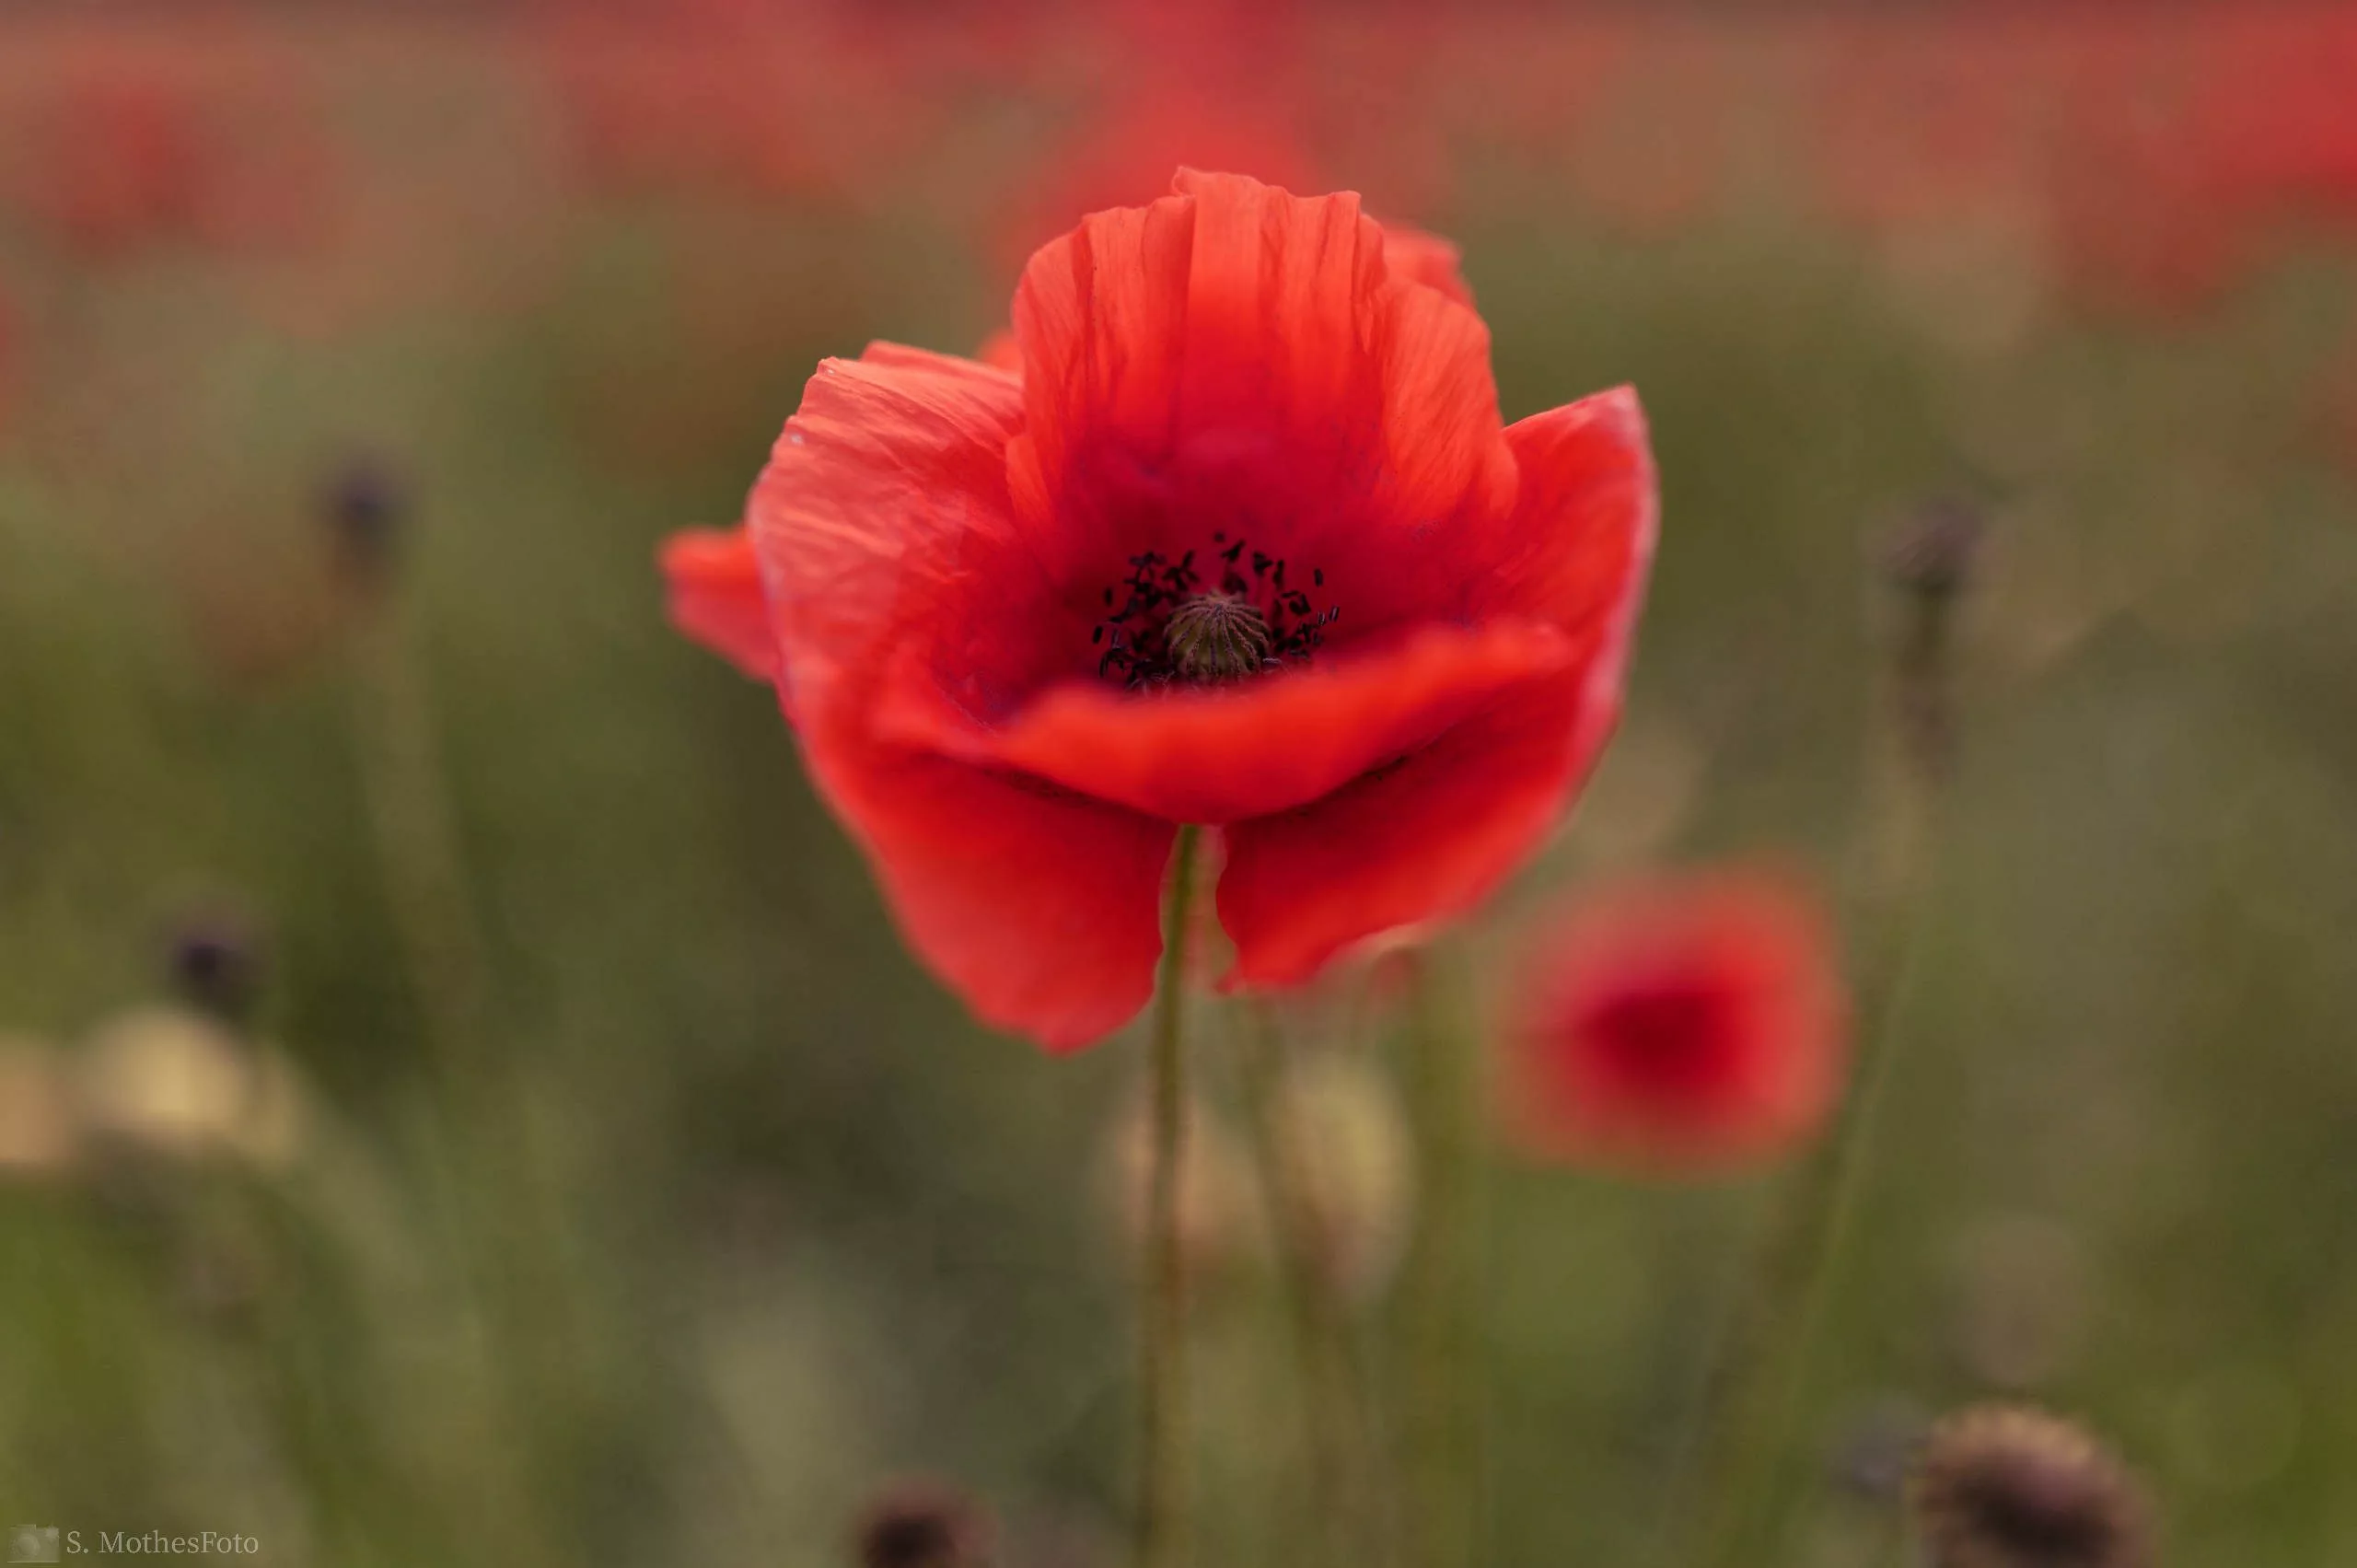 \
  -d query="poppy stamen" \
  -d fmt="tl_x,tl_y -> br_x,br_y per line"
1089,534 -> 1334,689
